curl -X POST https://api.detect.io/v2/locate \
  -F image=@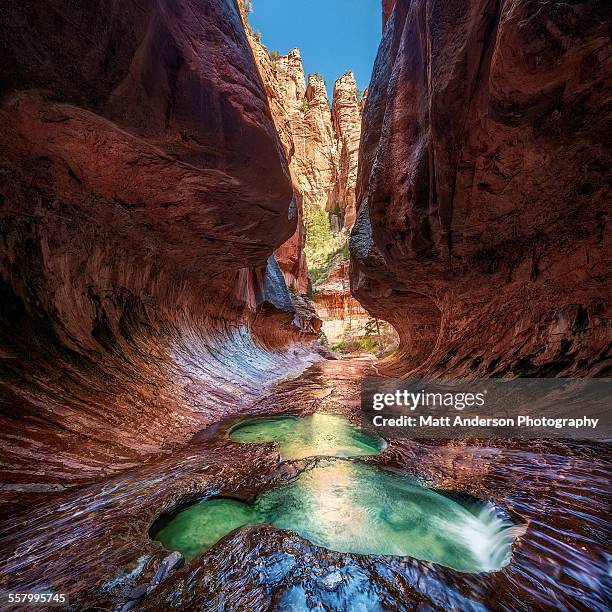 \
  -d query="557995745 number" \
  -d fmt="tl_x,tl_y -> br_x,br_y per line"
3,593 -> 68,606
